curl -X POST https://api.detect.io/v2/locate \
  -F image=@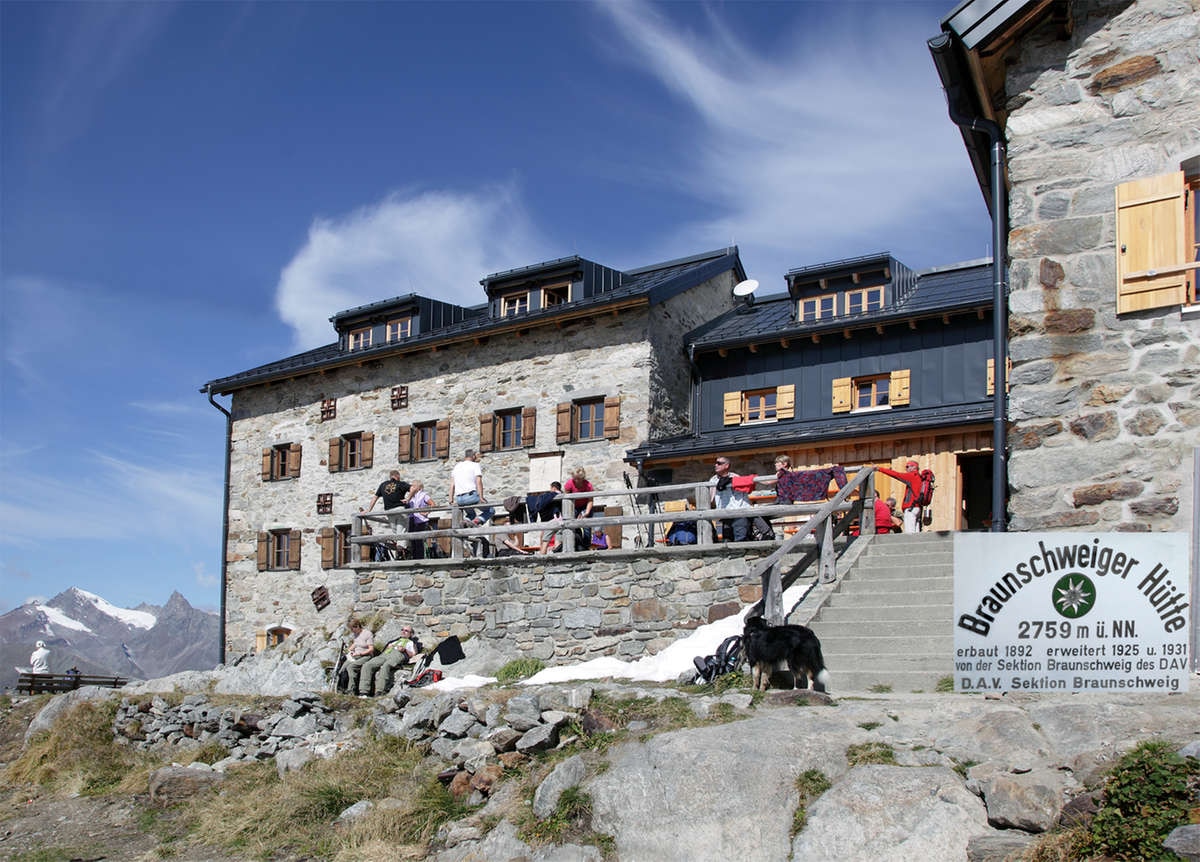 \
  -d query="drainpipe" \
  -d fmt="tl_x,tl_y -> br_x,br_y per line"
207,389 -> 233,663
929,33 -> 1009,532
